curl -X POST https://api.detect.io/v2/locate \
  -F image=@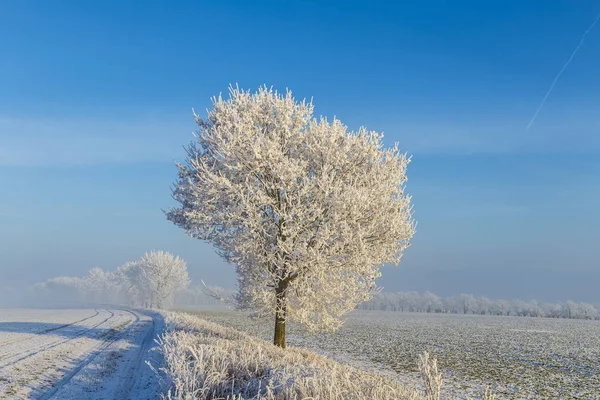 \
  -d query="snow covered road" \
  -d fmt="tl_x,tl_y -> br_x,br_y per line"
0,308 -> 164,399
